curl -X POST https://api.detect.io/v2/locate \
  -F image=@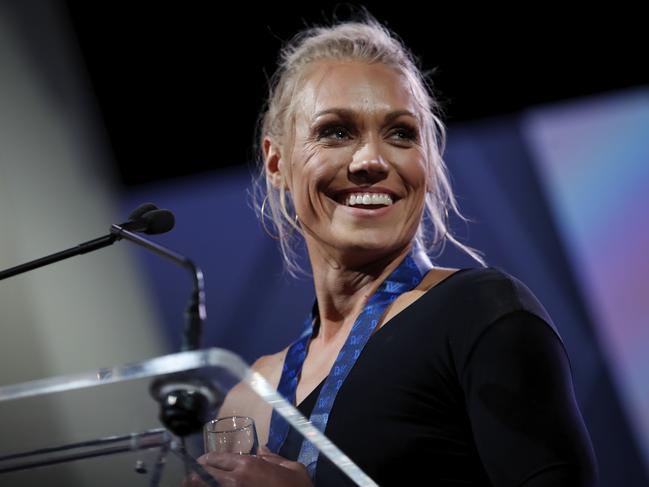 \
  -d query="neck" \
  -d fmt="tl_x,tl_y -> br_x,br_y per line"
307,243 -> 413,345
